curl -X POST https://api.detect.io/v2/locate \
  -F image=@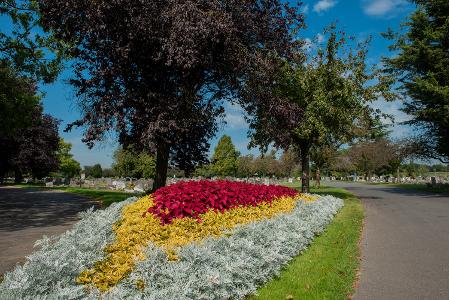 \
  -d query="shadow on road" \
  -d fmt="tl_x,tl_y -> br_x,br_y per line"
0,187 -> 98,232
